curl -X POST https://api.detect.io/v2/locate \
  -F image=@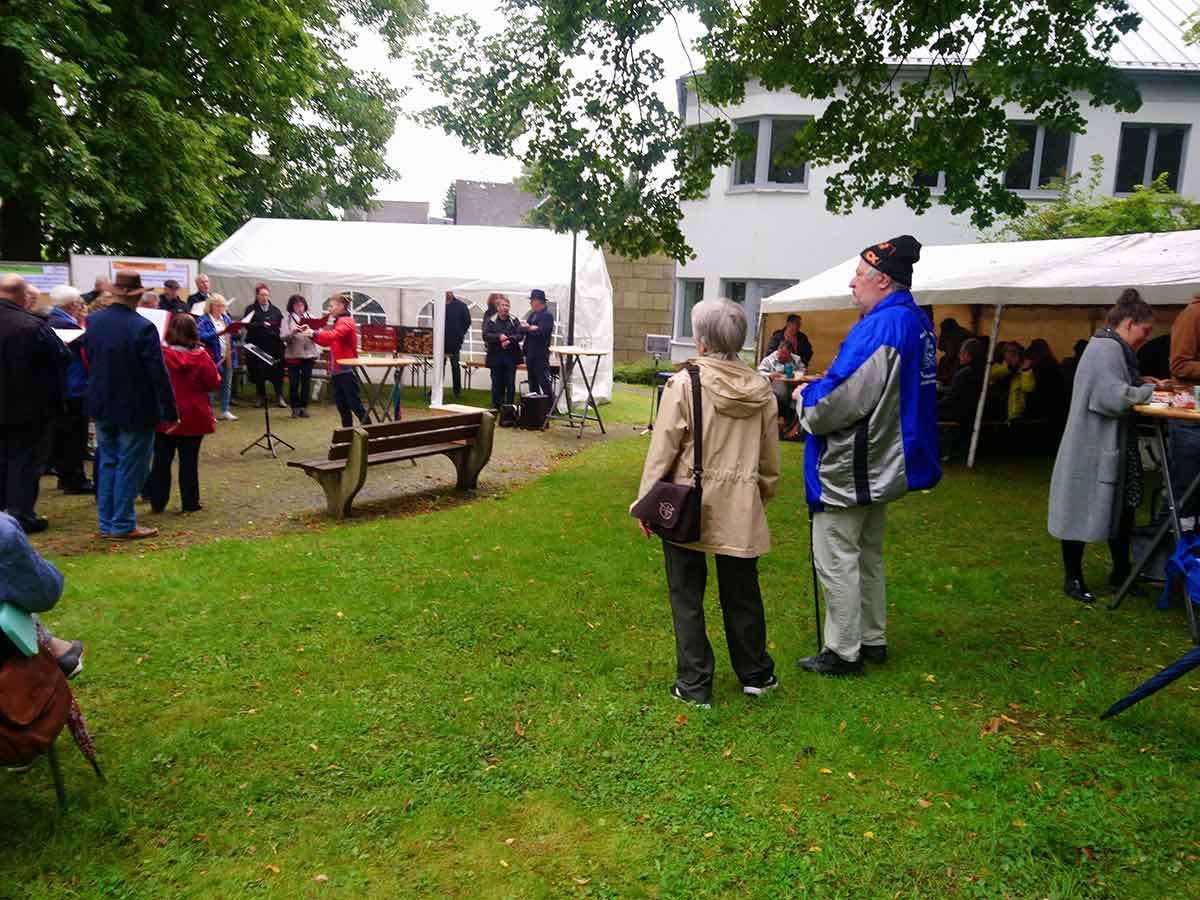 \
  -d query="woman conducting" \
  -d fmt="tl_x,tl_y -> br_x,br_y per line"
1049,289 -> 1158,603
632,298 -> 781,708
197,293 -> 238,421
